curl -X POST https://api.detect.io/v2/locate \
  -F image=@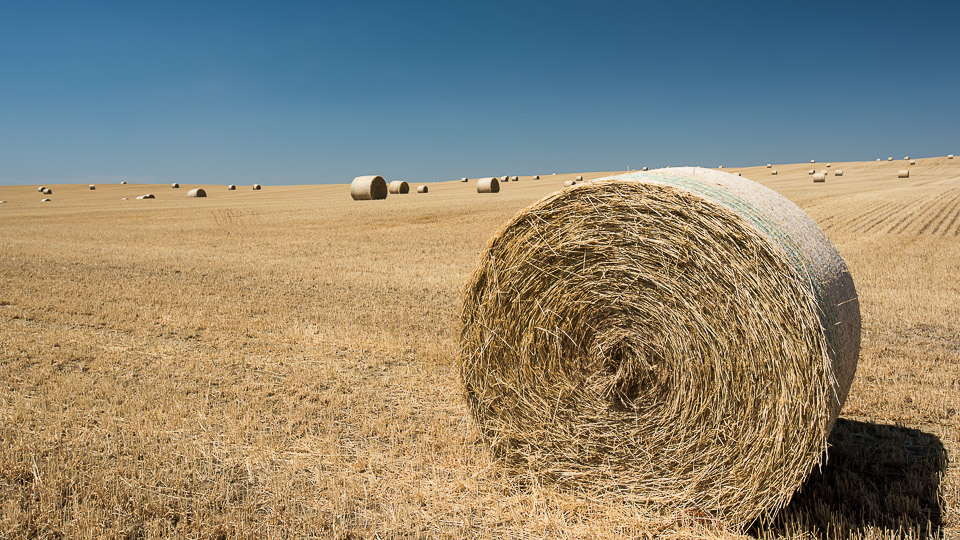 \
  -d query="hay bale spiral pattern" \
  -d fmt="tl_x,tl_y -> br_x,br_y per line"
460,167 -> 859,530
